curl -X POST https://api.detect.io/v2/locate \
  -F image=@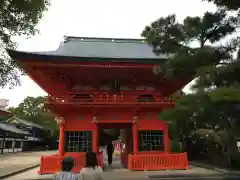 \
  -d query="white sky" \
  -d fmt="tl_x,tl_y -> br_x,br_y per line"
0,0 -> 217,107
